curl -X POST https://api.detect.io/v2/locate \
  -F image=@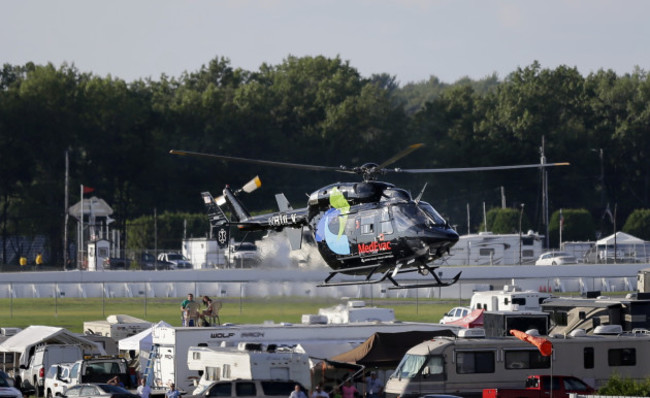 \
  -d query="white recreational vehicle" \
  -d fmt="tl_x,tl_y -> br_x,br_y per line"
151,321 -> 458,392
469,285 -> 552,312
187,344 -> 311,394
385,328 -> 650,398
83,314 -> 152,340
435,231 -> 544,266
